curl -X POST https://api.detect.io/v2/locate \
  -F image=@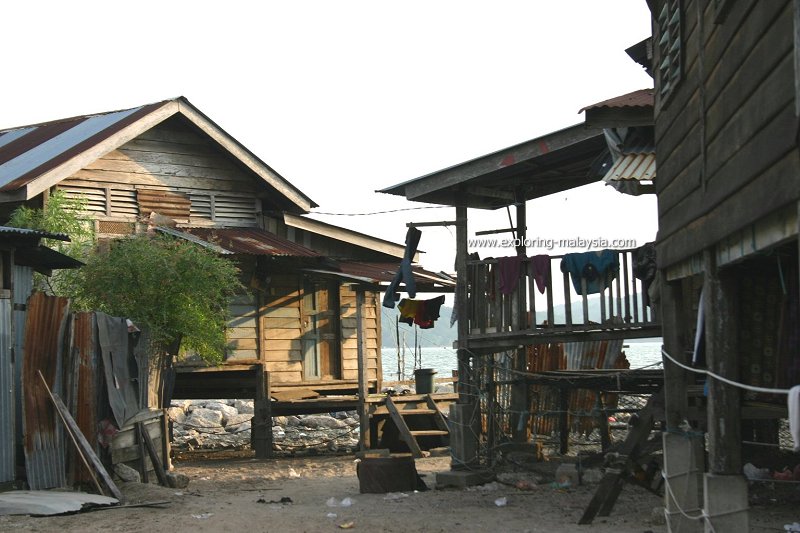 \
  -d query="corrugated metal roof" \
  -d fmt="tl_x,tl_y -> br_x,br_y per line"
183,227 -> 321,257
0,102 -> 169,192
0,226 -> 70,242
579,89 -> 654,112
337,261 -> 453,286
0,98 -> 317,211
603,152 -> 656,182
